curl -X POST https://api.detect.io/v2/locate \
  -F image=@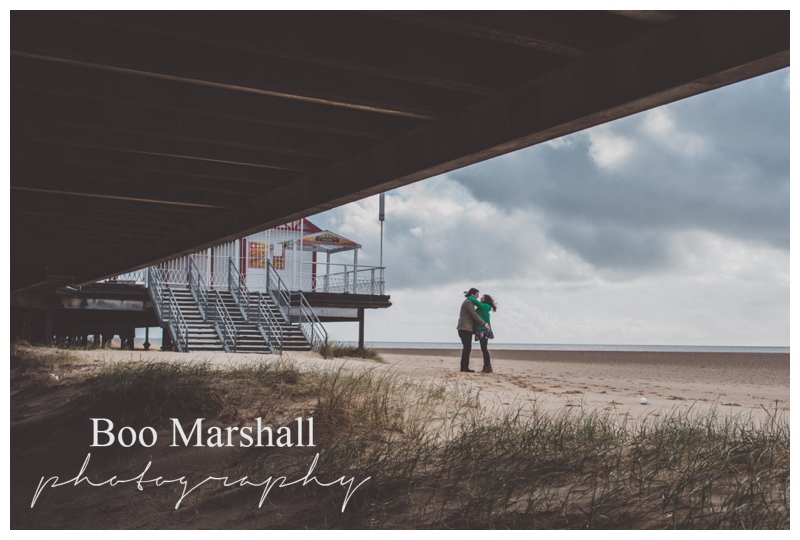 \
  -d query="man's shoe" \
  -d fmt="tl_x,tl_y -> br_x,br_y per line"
460,368 -> 475,373
481,364 -> 493,373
